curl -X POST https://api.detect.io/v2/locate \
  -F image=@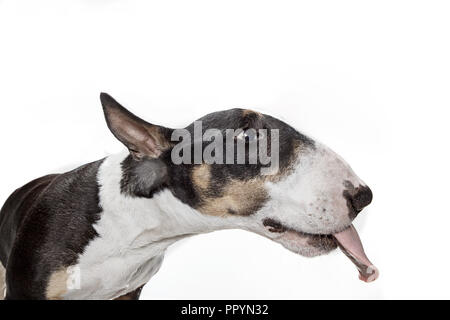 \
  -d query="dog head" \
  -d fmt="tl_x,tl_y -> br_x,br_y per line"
100,93 -> 376,281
